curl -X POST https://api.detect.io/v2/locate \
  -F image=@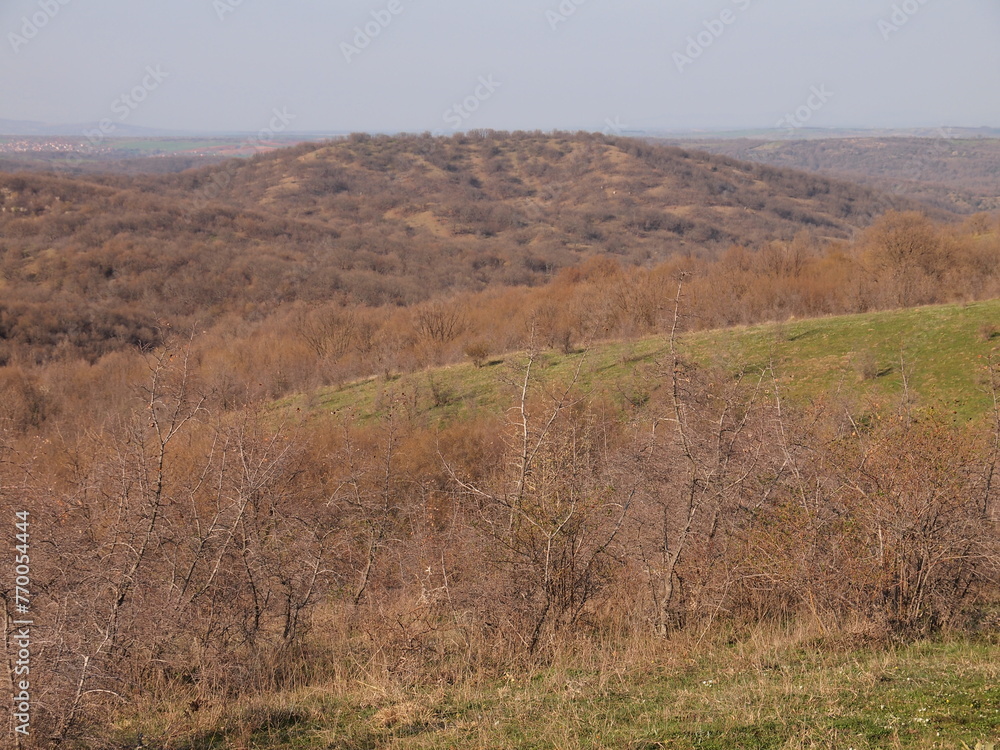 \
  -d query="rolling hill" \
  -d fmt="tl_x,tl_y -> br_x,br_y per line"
3,134 -> 999,750
153,131 -> 933,254
0,132 -> 945,361
661,136 -> 1000,214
